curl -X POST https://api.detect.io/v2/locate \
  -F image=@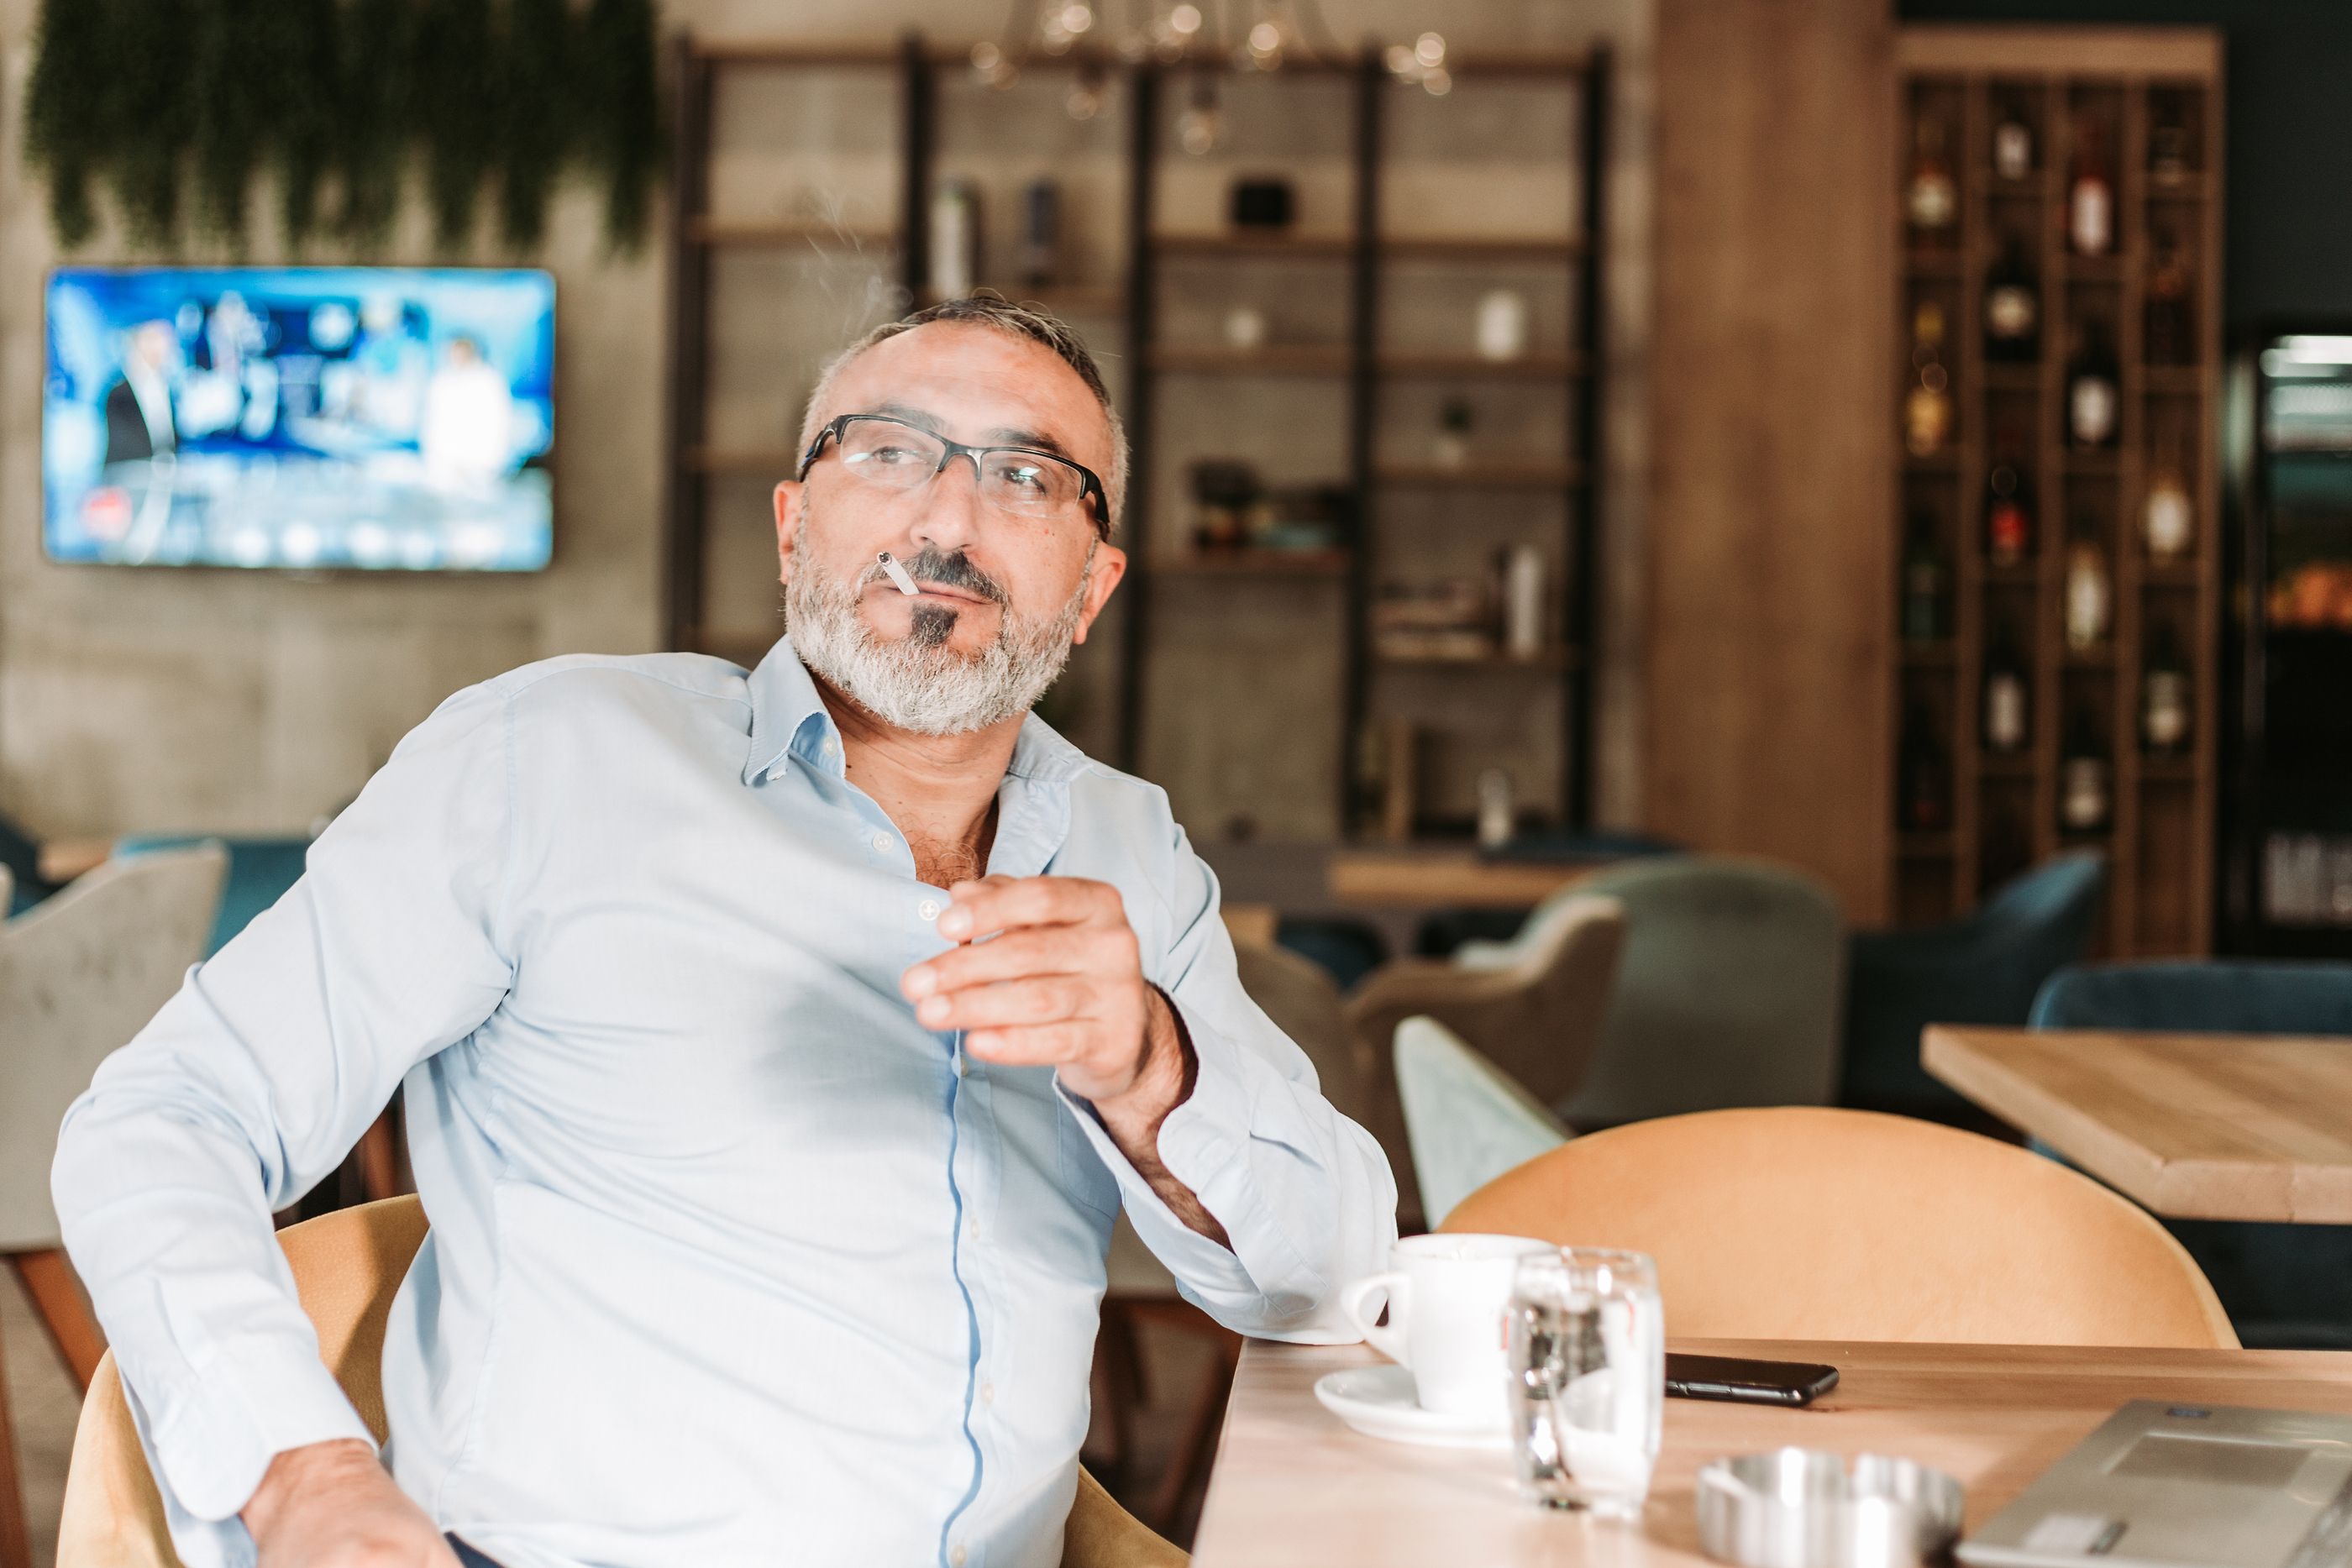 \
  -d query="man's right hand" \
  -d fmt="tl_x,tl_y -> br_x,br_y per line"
241,1439 -> 462,1567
